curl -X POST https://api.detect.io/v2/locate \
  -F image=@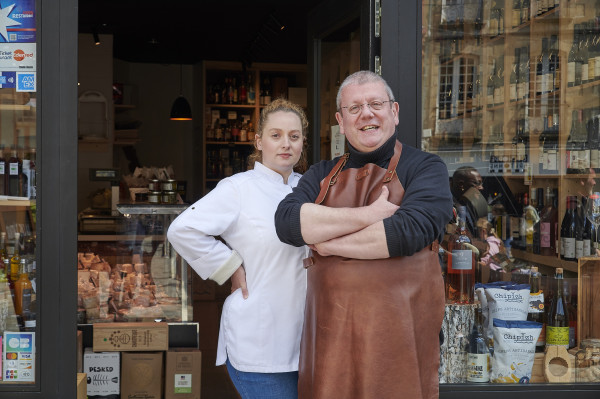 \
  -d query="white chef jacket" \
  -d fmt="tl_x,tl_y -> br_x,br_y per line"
167,162 -> 308,372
